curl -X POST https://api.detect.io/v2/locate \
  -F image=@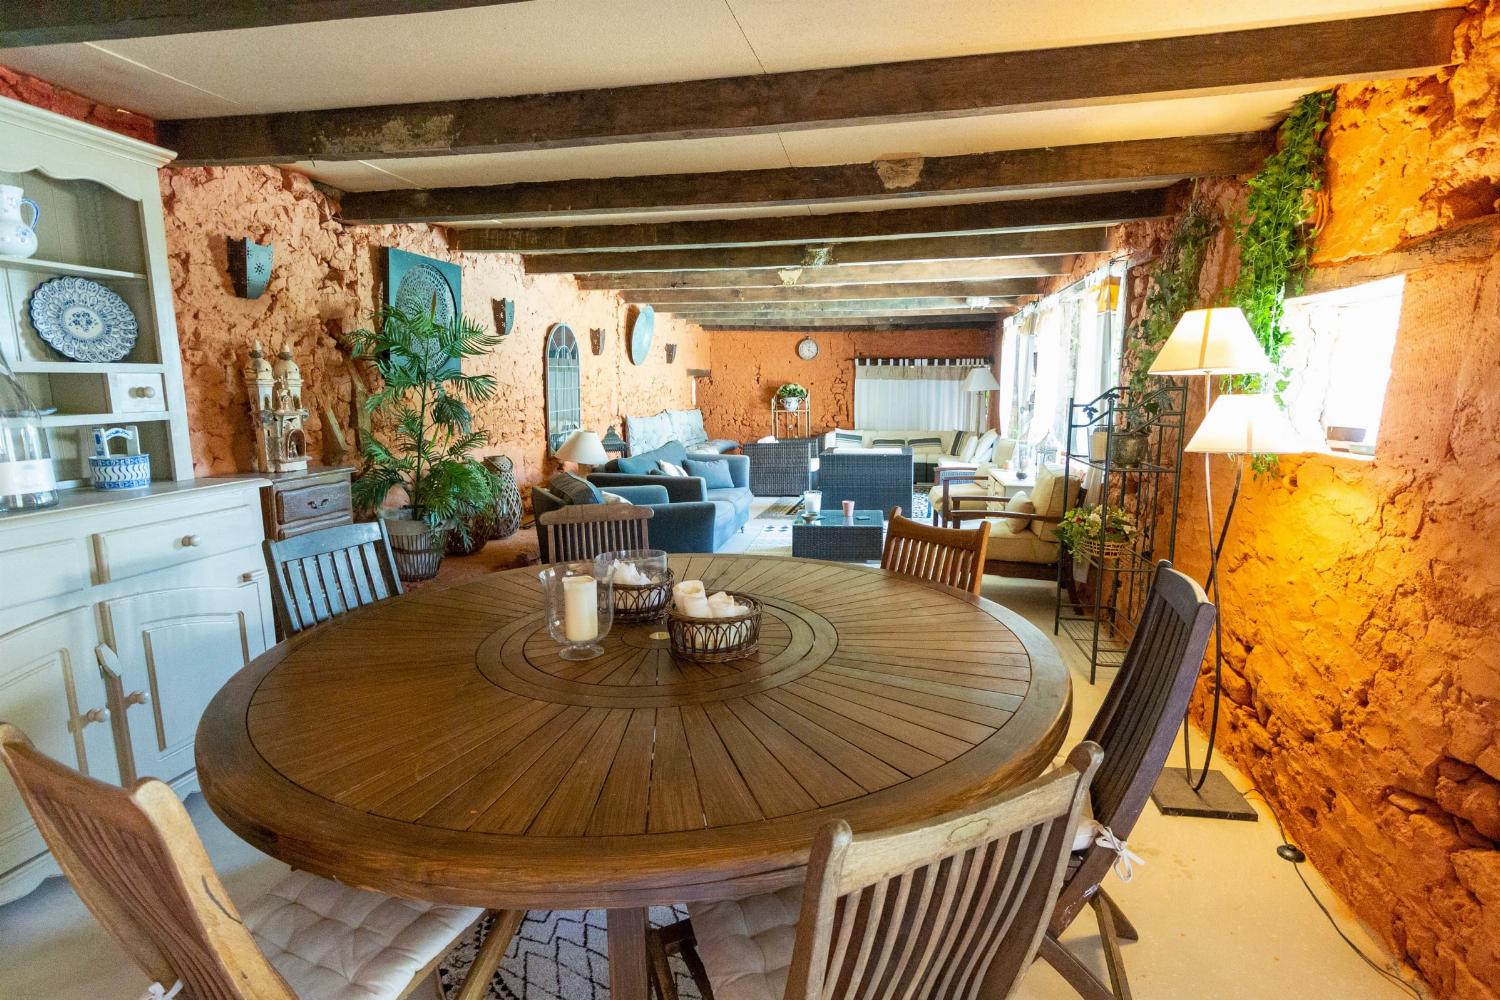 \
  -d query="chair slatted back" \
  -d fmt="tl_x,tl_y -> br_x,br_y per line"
538,504 -> 653,563
784,743 -> 1102,1000
264,521 -> 403,635
1084,561 -> 1215,834
0,724 -> 295,1000
880,507 -> 991,595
